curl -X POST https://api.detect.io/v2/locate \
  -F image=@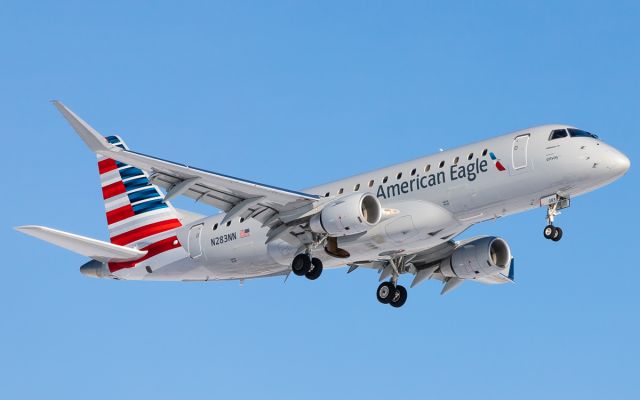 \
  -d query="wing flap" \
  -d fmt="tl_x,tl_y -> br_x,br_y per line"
15,225 -> 147,262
